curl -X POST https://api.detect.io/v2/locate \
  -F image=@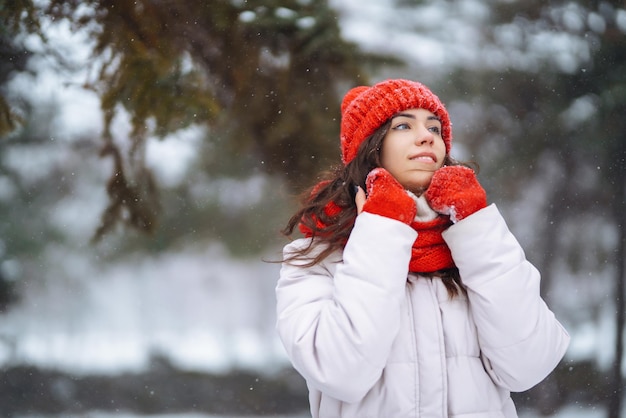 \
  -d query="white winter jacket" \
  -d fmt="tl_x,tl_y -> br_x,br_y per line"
276,204 -> 569,418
